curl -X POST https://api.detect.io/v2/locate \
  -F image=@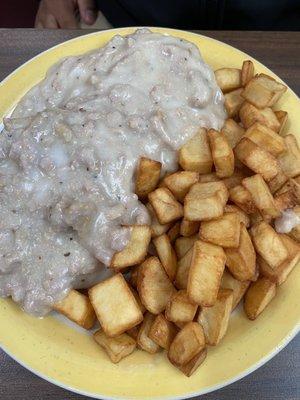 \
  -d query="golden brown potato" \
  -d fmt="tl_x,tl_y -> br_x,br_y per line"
168,322 -> 205,367
214,68 -> 241,93
175,247 -> 193,289
164,171 -> 199,202
54,289 -> 96,329
129,265 -> 140,289
179,128 -> 213,173
175,235 -> 198,259
224,88 -> 244,117
222,170 -> 247,190
225,223 -> 256,282
135,157 -> 161,198
137,257 -> 176,314
146,203 -> 171,238
130,287 -> 146,314
278,135 -> 300,178
165,290 -> 198,323
208,129 -> 235,178
180,218 -> 200,237
94,330 -> 136,363
153,234 -> 177,281
274,178 -> 300,211
198,288 -> 233,345
234,137 -> 280,181
199,212 -> 241,248
241,60 -> 255,87
187,240 -> 226,306
268,171 -> 288,194
239,102 -> 280,131
89,274 -> 143,337
224,204 -> 250,228
198,172 -> 220,183
221,118 -> 245,149
184,181 -> 228,221
111,225 -> 151,270
179,348 -> 207,377
167,221 -> 181,243
244,277 -> 276,320
250,221 -> 288,269
274,110 -> 288,136
243,122 -> 286,157
137,312 -> 161,353
148,314 -> 178,350
126,325 -> 141,341
148,187 -> 183,225
229,185 -> 257,214
221,269 -> 250,309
